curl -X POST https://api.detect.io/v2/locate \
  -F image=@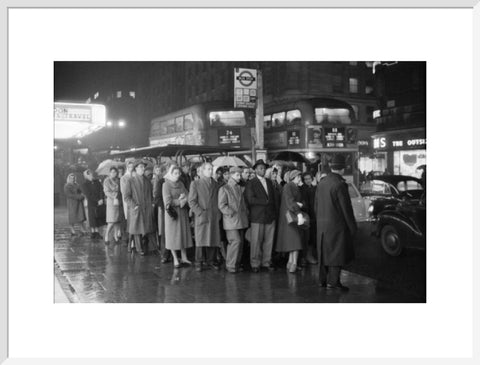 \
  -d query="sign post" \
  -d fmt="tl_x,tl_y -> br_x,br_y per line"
234,67 -> 262,158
